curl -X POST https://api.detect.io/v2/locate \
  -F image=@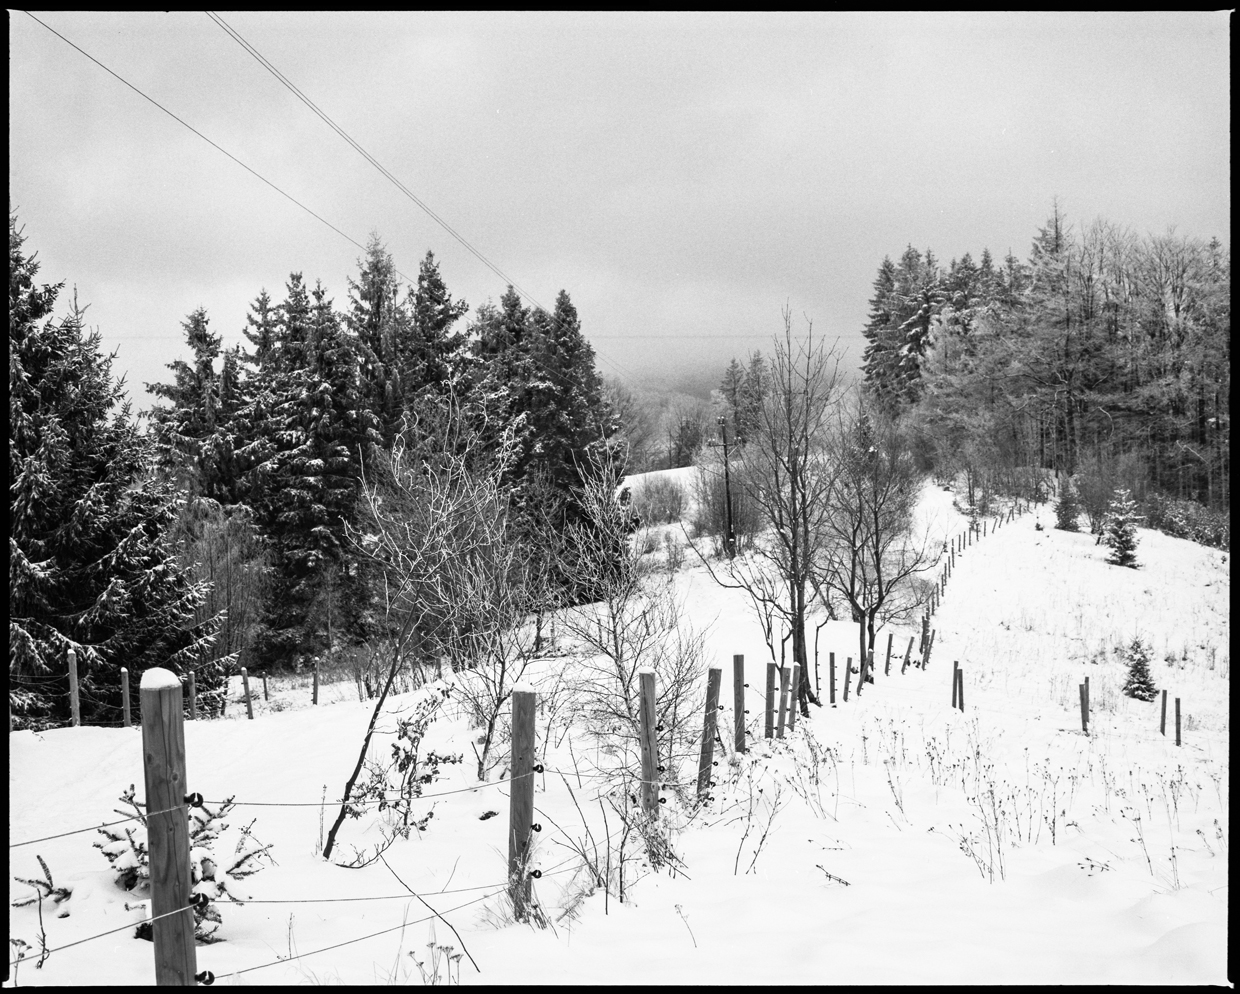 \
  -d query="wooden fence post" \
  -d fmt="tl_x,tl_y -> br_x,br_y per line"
733,654 -> 746,754
956,666 -> 965,711
508,686 -> 536,920
240,667 -> 254,720
788,664 -> 800,731
776,666 -> 790,738
262,673 -> 269,702
188,671 -> 196,721
1079,684 -> 1089,735
952,661 -> 959,709
121,668 -> 131,728
924,630 -> 936,669
313,659 -> 320,706
829,652 -> 836,705
638,669 -> 659,817
884,633 -> 893,677
902,637 -> 914,675
140,668 -> 196,985
765,663 -> 777,738
1175,698 -> 1181,747
855,650 -> 871,697
843,658 -> 853,702
1084,676 -> 1090,715
67,648 -> 81,727
1160,690 -> 1167,735
697,667 -> 722,800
